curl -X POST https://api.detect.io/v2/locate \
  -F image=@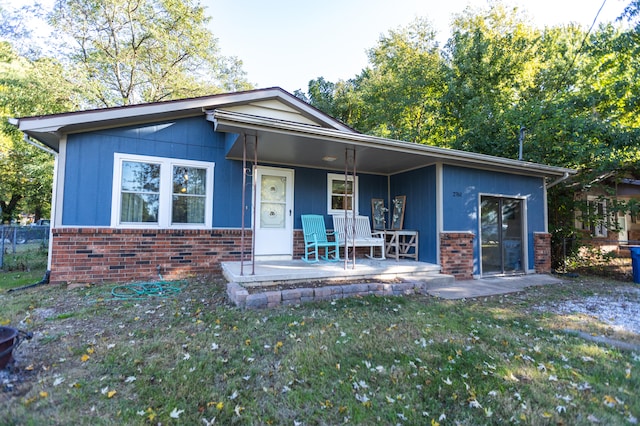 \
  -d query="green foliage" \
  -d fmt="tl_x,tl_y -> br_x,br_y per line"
0,43 -> 74,222
49,0 -> 252,107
